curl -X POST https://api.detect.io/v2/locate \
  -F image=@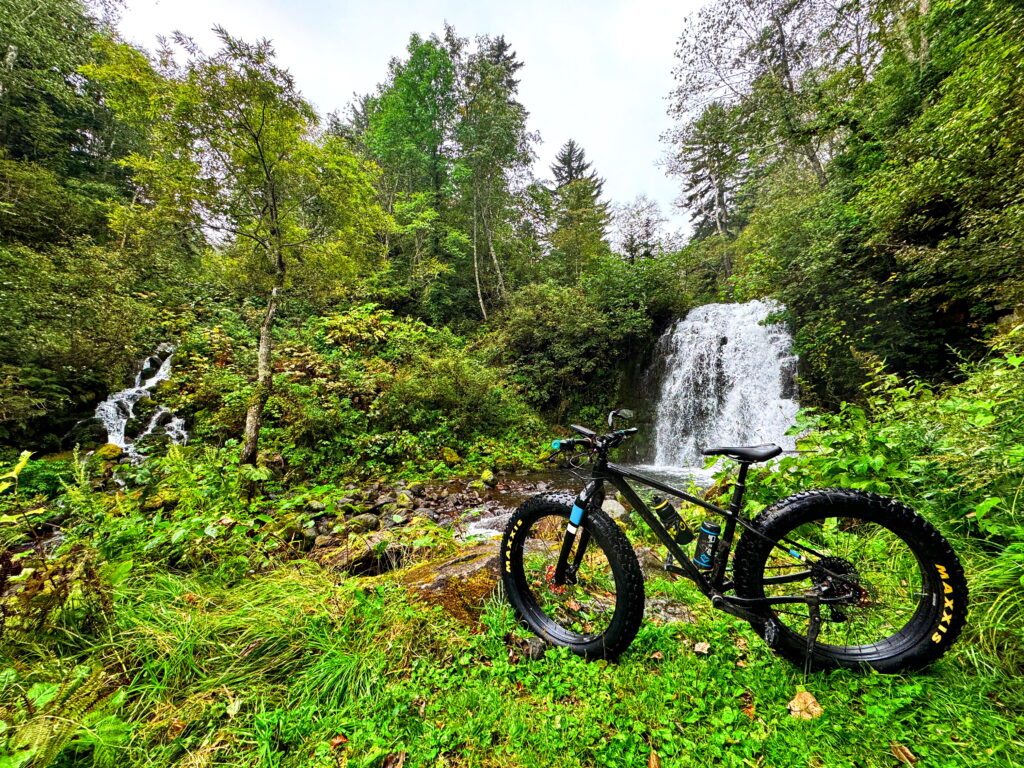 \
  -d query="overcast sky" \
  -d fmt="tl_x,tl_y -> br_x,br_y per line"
118,0 -> 706,232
